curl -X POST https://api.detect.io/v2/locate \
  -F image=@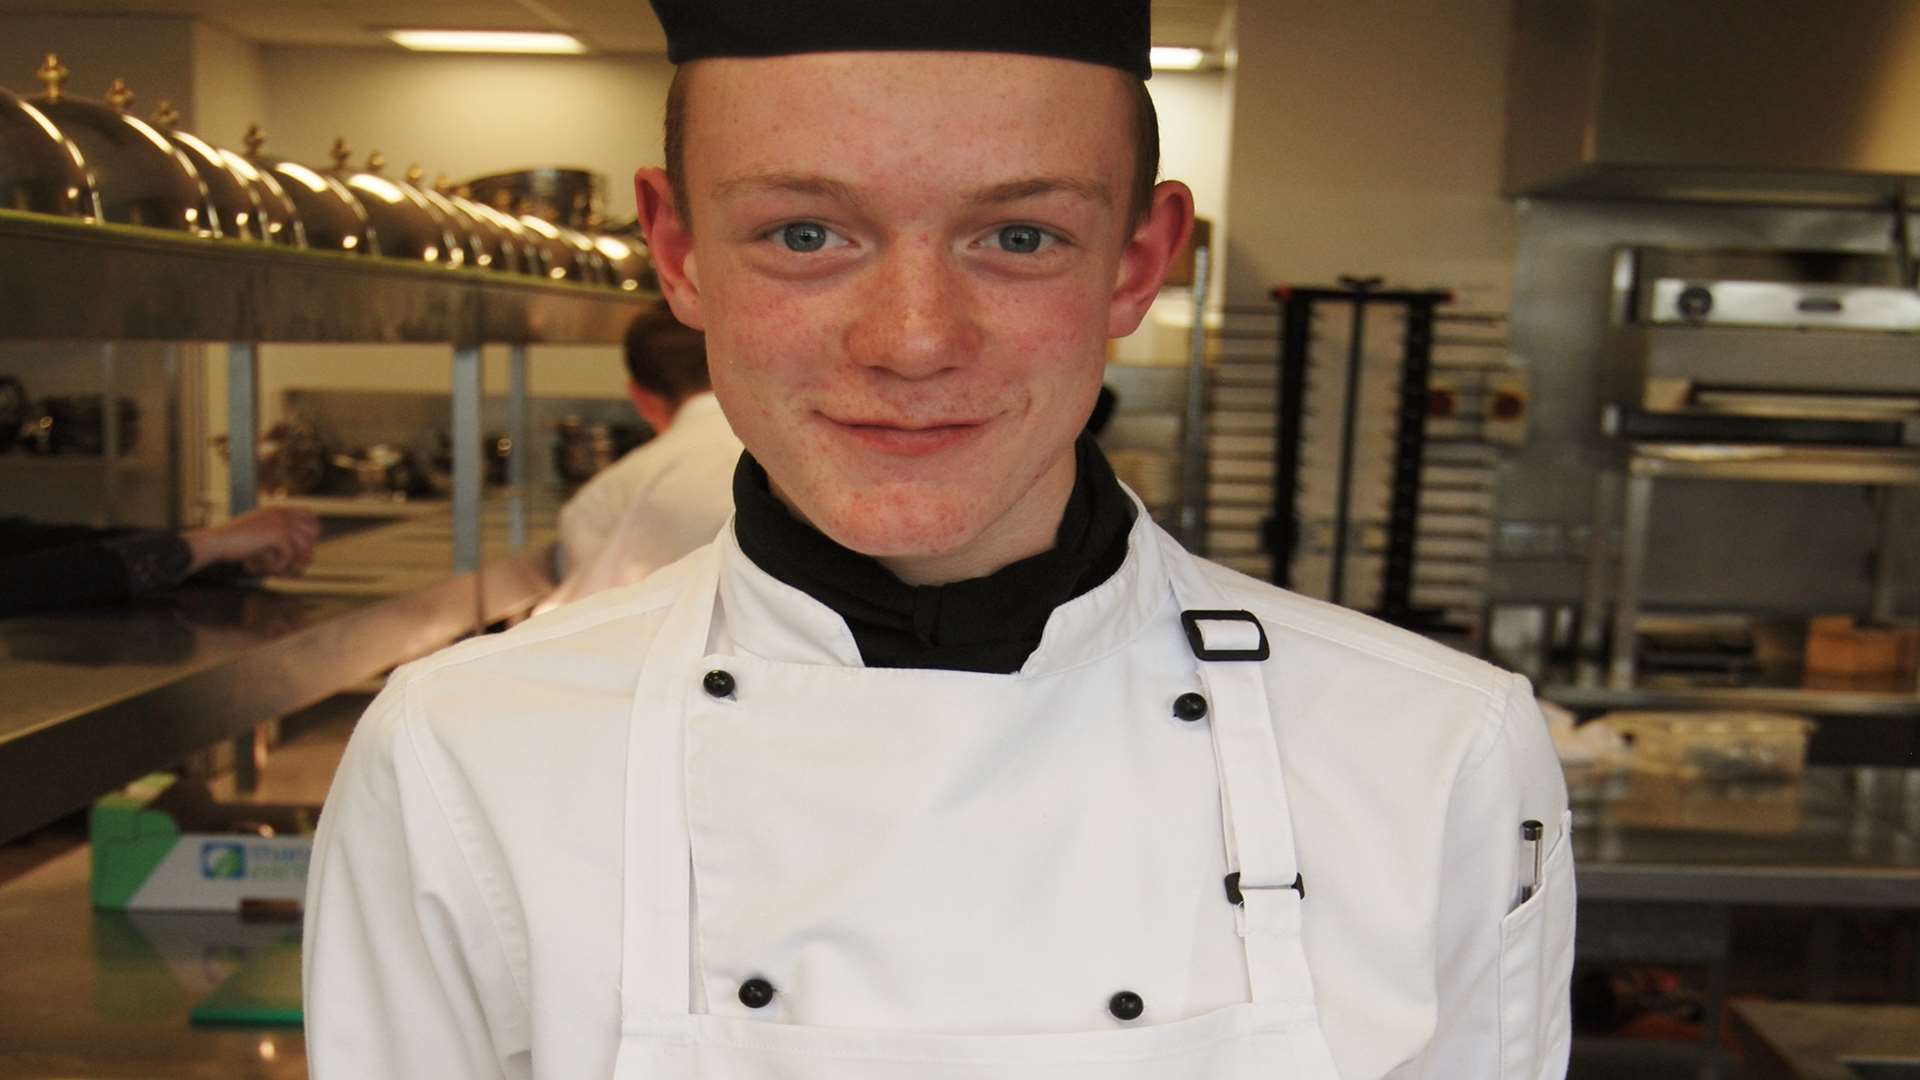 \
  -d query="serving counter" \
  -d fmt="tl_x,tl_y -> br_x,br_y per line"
0,502 -> 557,845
